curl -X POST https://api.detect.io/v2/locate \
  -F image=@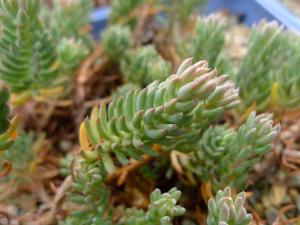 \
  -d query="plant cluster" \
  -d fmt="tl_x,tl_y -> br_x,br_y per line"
179,112 -> 279,192
120,45 -> 171,85
61,160 -> 111,225
102,25 -> 132,61
176,15 -> 230,74
0,131 -> 44,183
0,0 -> 90,103
81,59 -> 239,173
207,187 -> 252,225
109,0 -> 145,25
102,25 -> 171,86
0,85 -> 17,153
48,0 -> 92,45
63,157 -> 185,225
237,21 -> 300,112
117,188 -> 185,225
0,0 -> 295,224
